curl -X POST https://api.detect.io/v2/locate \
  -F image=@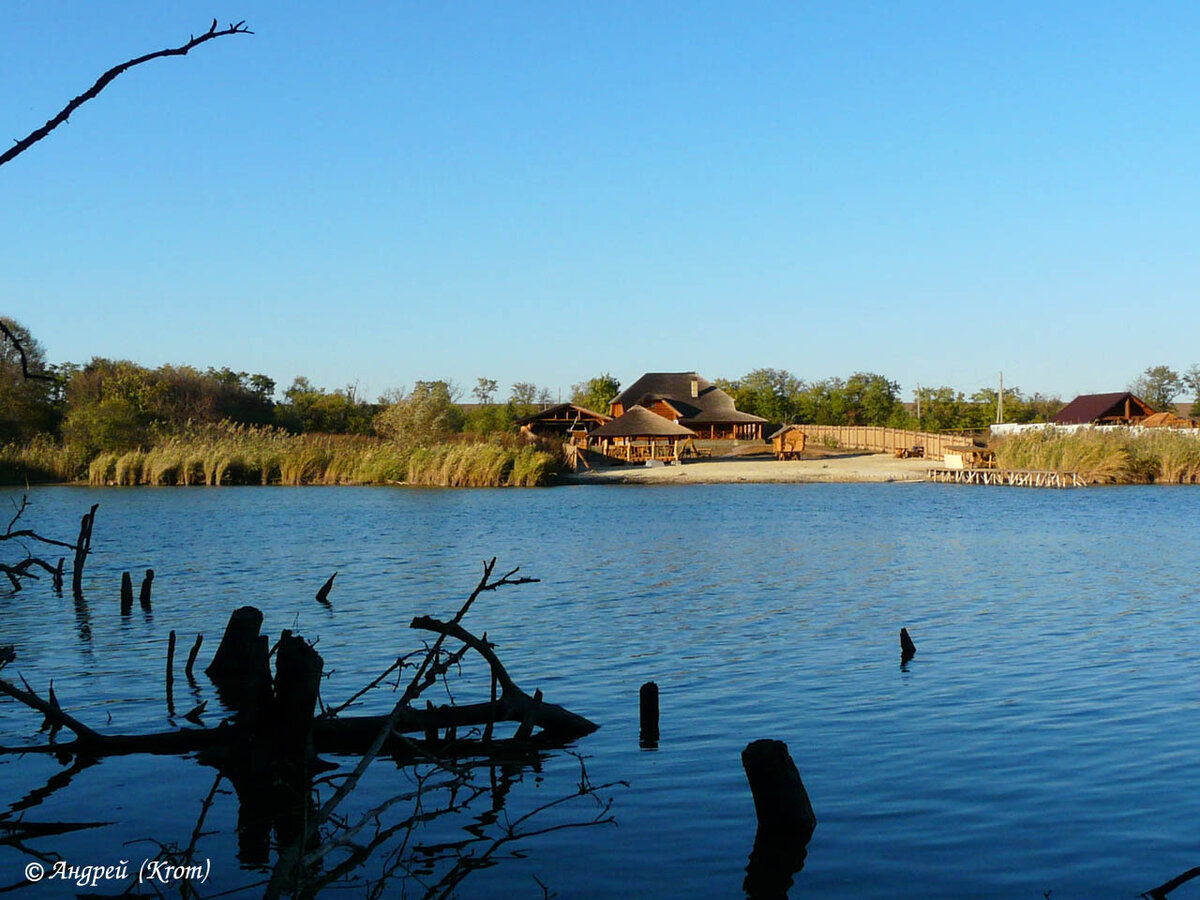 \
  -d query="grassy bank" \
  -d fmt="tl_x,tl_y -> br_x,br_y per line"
995,428 -> 1200,484
1,424 -> 561,487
